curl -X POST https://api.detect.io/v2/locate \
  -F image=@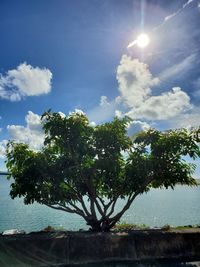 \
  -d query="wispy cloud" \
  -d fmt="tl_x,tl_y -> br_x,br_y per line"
193,77 -> 200,97
154,0 -> 196,30
159,53 -> 196,82
164,0 -> 194,21
0,63 -> 52,101
127,40 -> 137,49
169,107 -> 200,129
